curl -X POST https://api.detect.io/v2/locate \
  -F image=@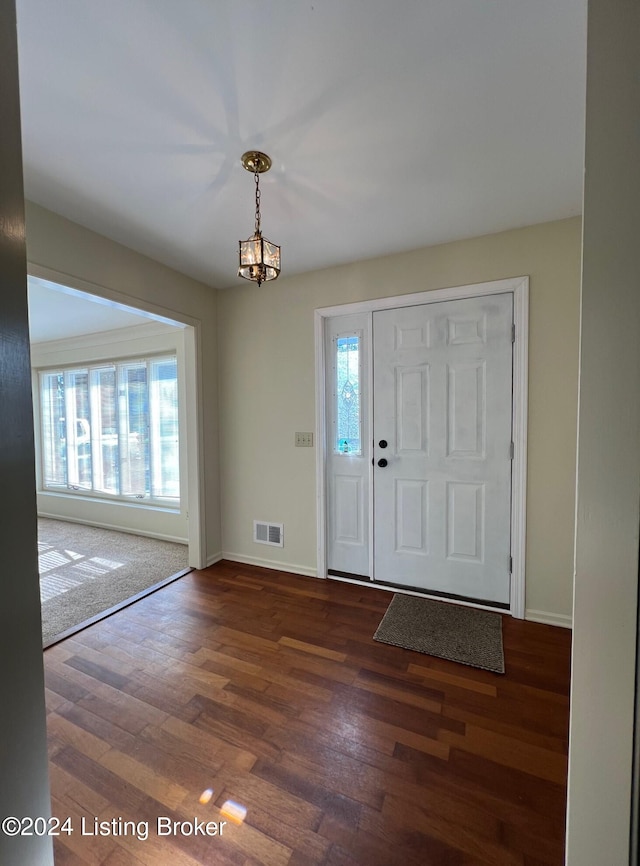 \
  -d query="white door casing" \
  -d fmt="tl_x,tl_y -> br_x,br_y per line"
372,294 -> 513,605
315,276 -> 528,618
